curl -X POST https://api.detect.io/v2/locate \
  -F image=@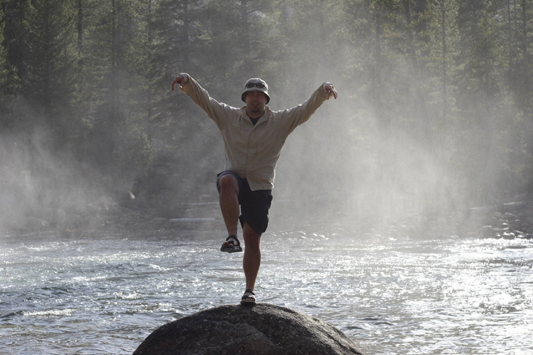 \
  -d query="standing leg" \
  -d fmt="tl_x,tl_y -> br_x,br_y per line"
242,222 -> 261,292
